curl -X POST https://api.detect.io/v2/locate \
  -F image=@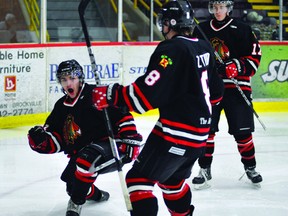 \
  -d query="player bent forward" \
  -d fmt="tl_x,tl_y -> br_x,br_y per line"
28,59 -> 142,216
